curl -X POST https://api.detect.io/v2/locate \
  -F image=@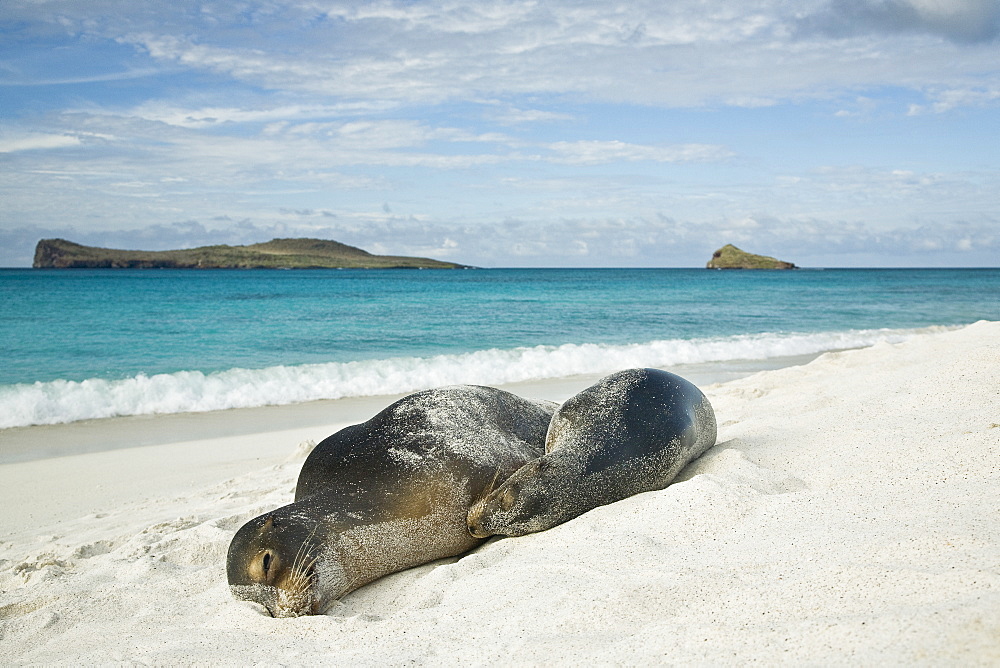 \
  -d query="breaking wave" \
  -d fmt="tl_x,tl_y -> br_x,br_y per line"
0,326 -> 953,428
